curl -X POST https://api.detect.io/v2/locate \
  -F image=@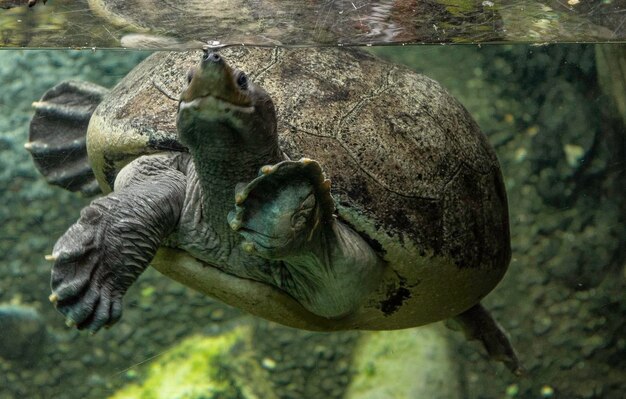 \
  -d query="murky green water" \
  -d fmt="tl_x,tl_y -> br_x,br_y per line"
1,1 -> 625,399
